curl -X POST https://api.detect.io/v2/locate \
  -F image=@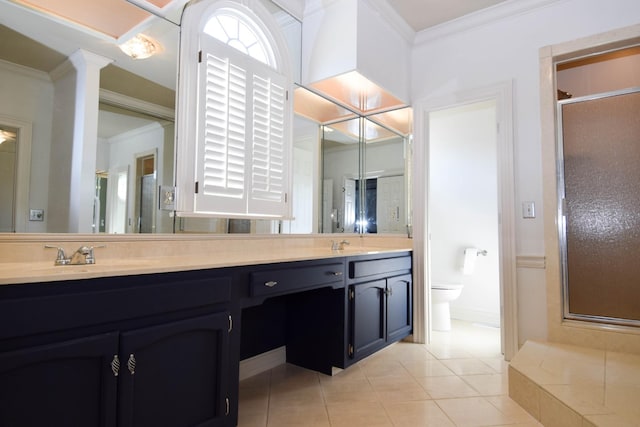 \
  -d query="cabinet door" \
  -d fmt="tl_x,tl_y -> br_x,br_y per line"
387,274 -> 413,342
118,312 -> 231,427
0,332 -> 119,427
351,280 -> 386,360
